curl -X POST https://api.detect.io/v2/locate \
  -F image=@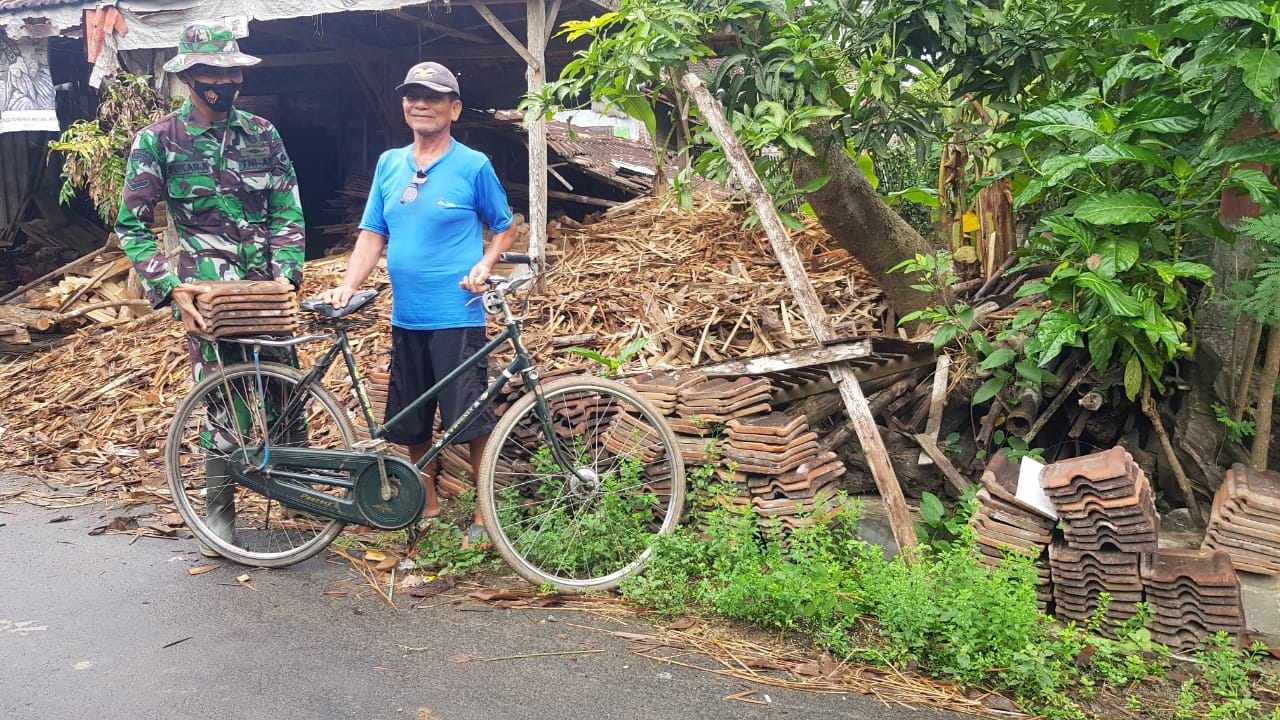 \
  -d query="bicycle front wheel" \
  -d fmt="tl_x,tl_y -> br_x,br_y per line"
478,375 -> 686,593
165,361 -> 355,567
